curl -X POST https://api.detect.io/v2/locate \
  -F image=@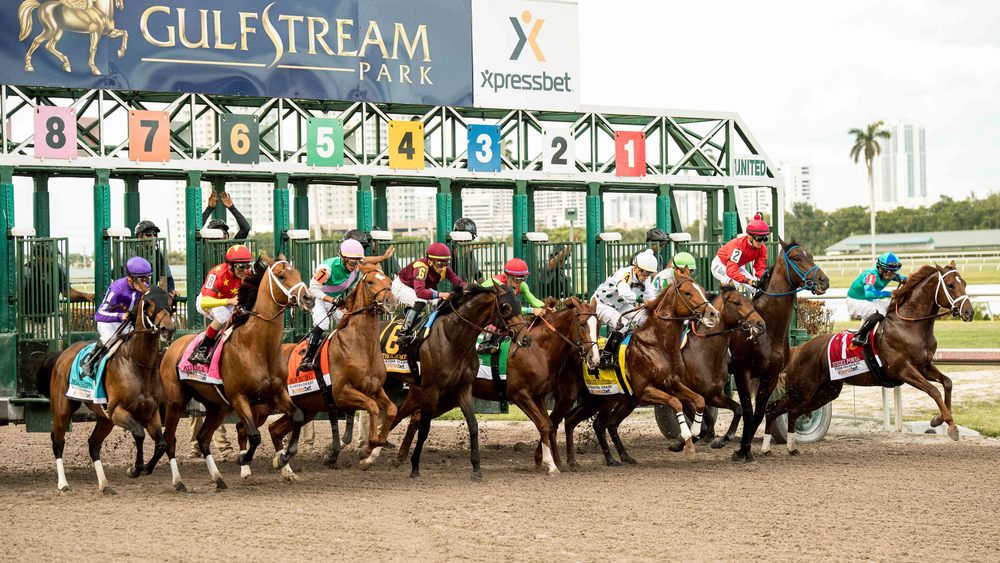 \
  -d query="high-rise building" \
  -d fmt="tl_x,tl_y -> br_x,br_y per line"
778,162 -> 813,212
873,121 -> 927,210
